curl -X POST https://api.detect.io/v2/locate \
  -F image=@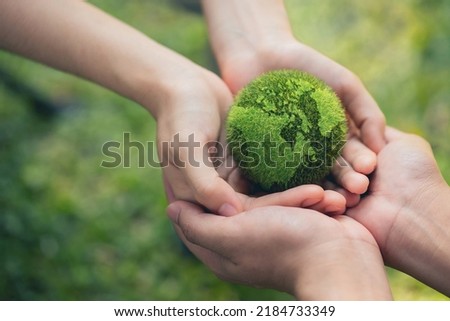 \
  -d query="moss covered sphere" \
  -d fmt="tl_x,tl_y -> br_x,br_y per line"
227,70 -> 347,192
